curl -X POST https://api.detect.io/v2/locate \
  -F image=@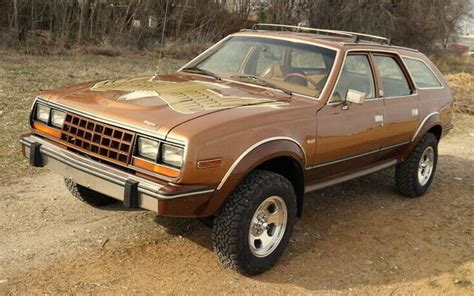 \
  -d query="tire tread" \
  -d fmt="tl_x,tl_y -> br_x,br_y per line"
212,170 -> 295,275
395,133 -> 438,197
